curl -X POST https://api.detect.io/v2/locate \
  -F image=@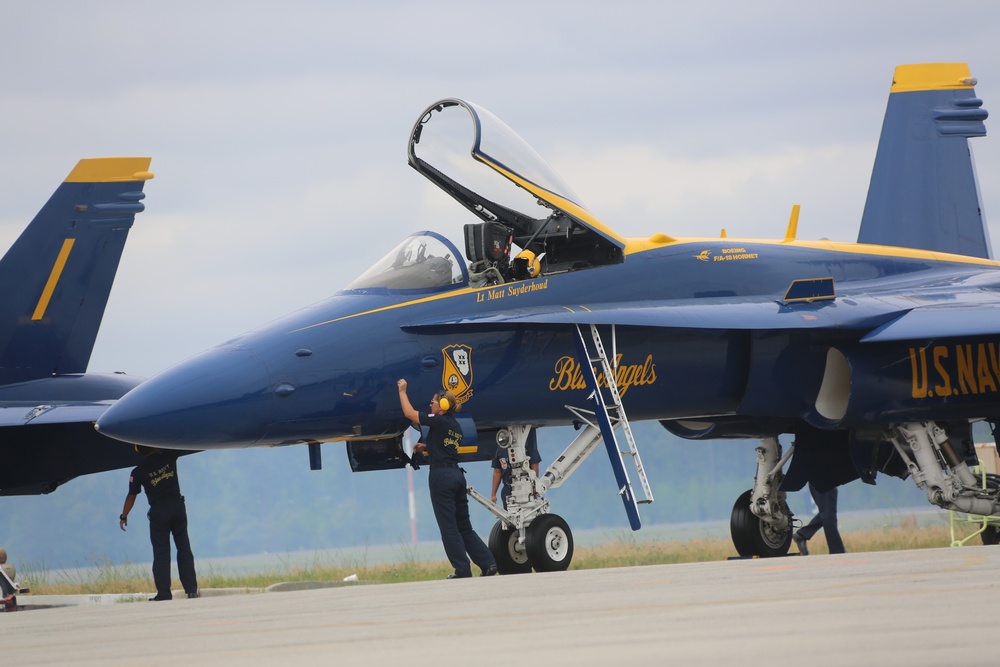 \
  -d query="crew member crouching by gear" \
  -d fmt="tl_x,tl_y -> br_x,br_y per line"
397,379 -> 497,578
